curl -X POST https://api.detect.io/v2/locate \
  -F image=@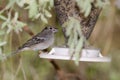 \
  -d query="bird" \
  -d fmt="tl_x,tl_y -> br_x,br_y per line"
6,26 -> 58,58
